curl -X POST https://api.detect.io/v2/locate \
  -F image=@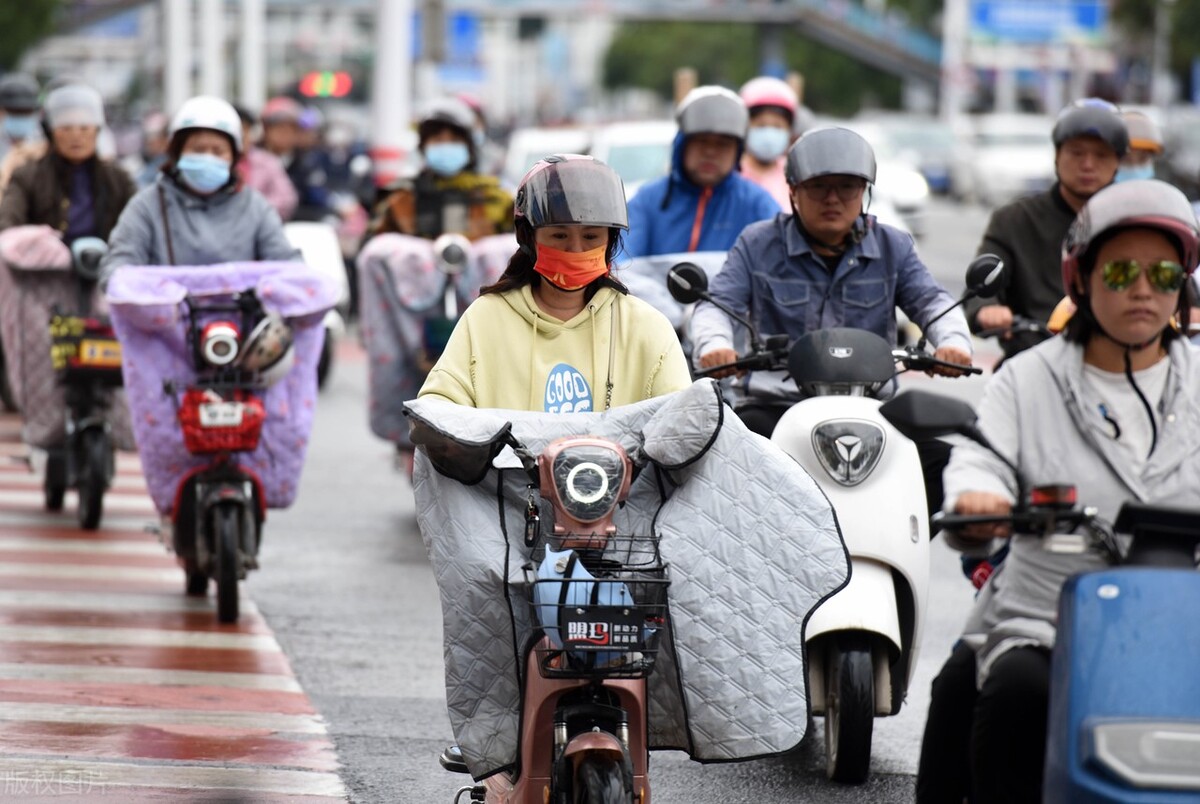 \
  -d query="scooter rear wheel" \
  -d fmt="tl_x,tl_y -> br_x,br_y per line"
76,429 -> 110,531
825,634 -> 875,784
214,504 -> 240,623
573,755 -> 630,804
